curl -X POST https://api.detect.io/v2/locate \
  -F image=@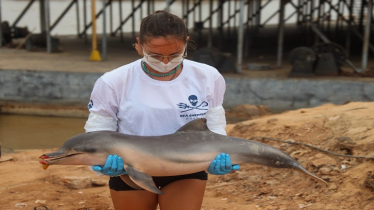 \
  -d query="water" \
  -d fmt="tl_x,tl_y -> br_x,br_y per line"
0,114 -> 86,150
0,113 -> 248,151
1,0 -> 304,36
